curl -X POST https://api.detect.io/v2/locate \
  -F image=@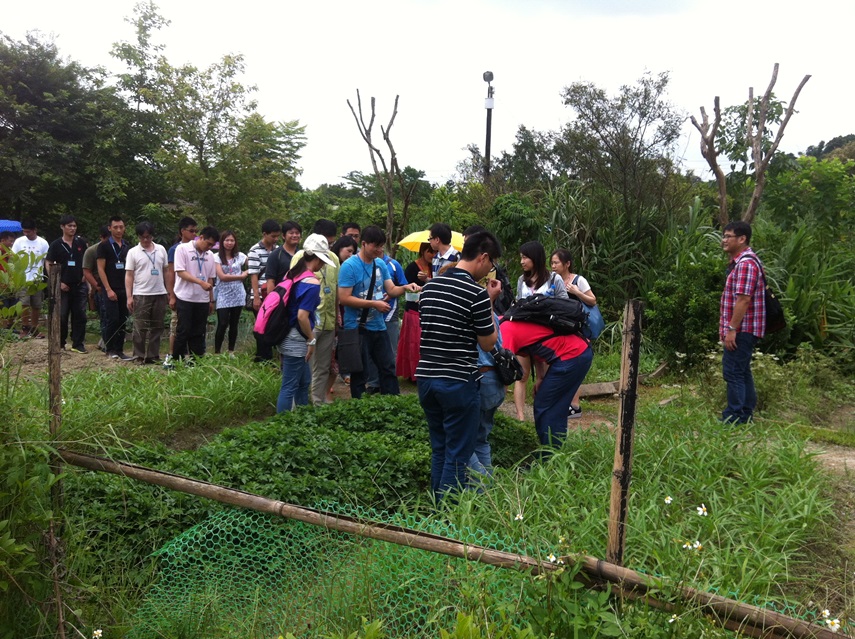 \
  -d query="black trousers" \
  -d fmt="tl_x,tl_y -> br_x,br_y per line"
60,281 -> 89,348
173,299 -> 209,359
215,306 -> 243,353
